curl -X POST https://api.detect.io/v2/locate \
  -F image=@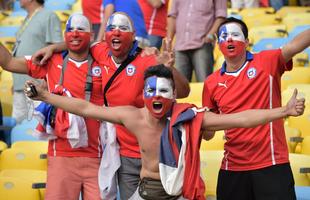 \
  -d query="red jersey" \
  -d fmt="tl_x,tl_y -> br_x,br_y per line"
91,42 -> 157,158
26,54 -> 104,157
203,50 -> 293,171
138,0 -> 169,37
82,0 -> 103,24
